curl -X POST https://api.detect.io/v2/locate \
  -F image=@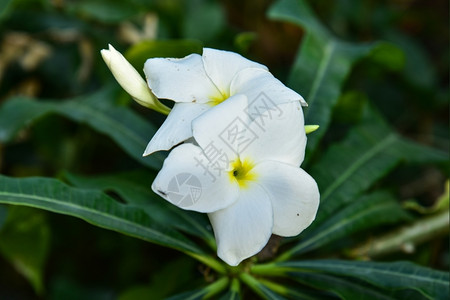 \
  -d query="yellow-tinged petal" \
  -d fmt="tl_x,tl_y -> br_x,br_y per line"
228,157 -> 258,189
